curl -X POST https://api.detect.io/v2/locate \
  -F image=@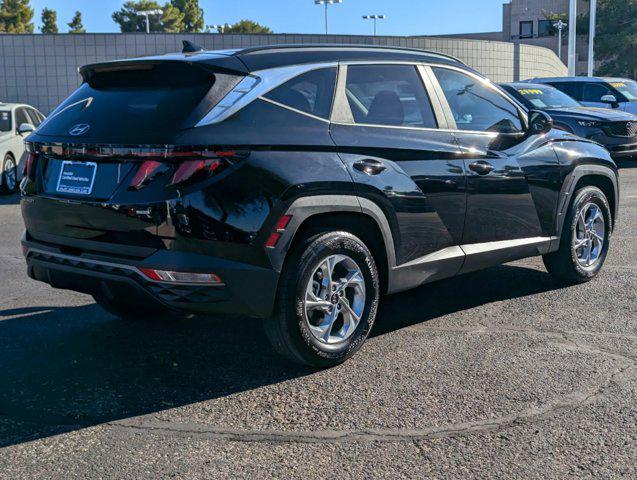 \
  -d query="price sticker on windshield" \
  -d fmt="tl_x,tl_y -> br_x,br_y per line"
518,89 -> 543,95
610,82 -> 627,88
